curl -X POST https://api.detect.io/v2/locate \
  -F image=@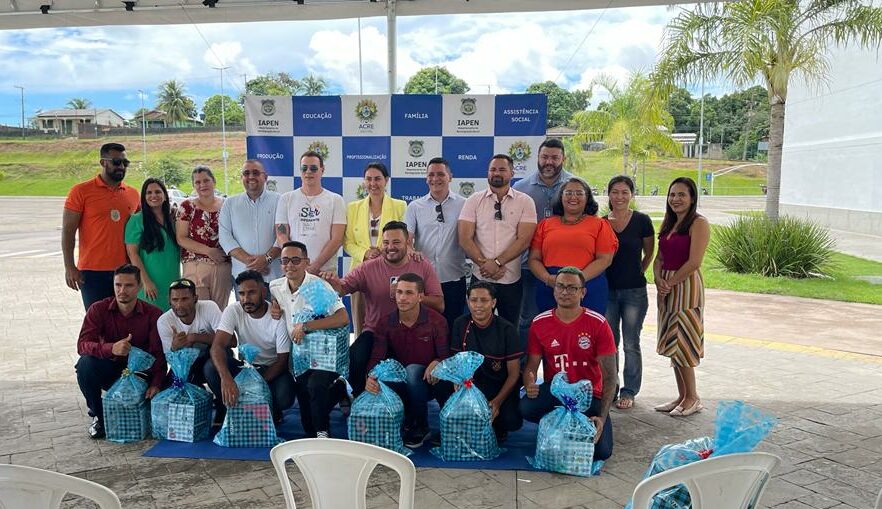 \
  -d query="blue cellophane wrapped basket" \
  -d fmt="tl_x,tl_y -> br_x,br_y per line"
103,347 -> 155,443
348,359 -> 409,455
625,400 -> 778,509
287,279 -> 349,378
151,348 -> 213,442
430,351 -> 502,461
528,372 -> 599,476
213,344 -> 281,447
